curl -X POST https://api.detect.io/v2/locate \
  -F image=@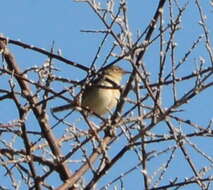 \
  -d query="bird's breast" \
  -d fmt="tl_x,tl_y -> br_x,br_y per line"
81,83 -> 120,115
